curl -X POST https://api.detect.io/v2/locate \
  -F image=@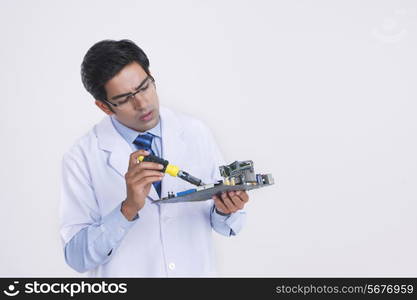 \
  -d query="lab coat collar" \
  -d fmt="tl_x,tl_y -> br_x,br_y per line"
95,106 -> 186,201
